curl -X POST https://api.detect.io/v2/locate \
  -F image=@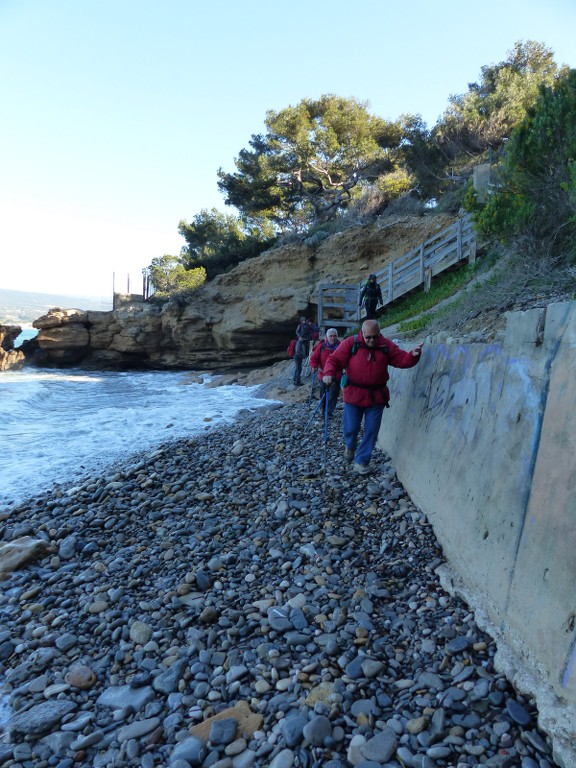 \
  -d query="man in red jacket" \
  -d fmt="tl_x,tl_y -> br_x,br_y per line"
322,319 -> 423,475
